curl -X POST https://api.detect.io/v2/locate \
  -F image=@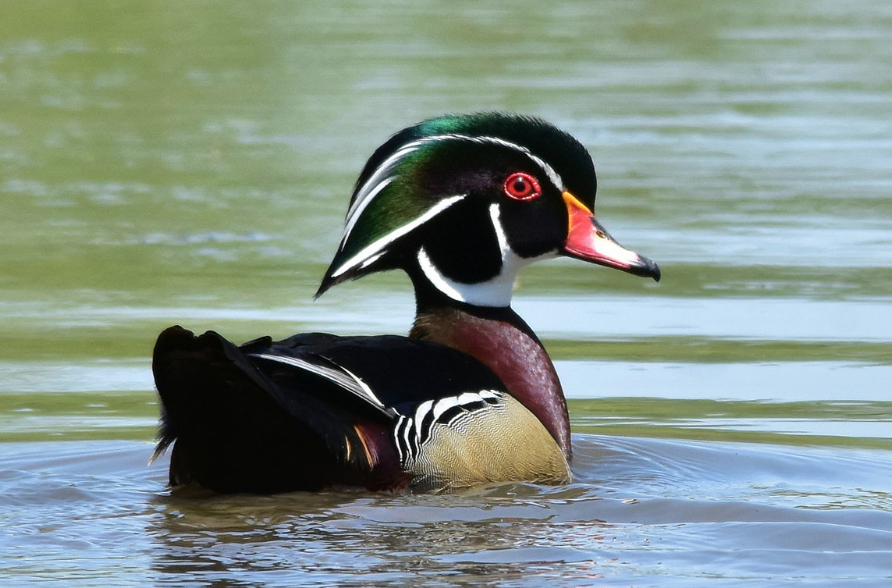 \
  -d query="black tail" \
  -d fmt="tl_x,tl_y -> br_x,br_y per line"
151,326 -> 402,493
